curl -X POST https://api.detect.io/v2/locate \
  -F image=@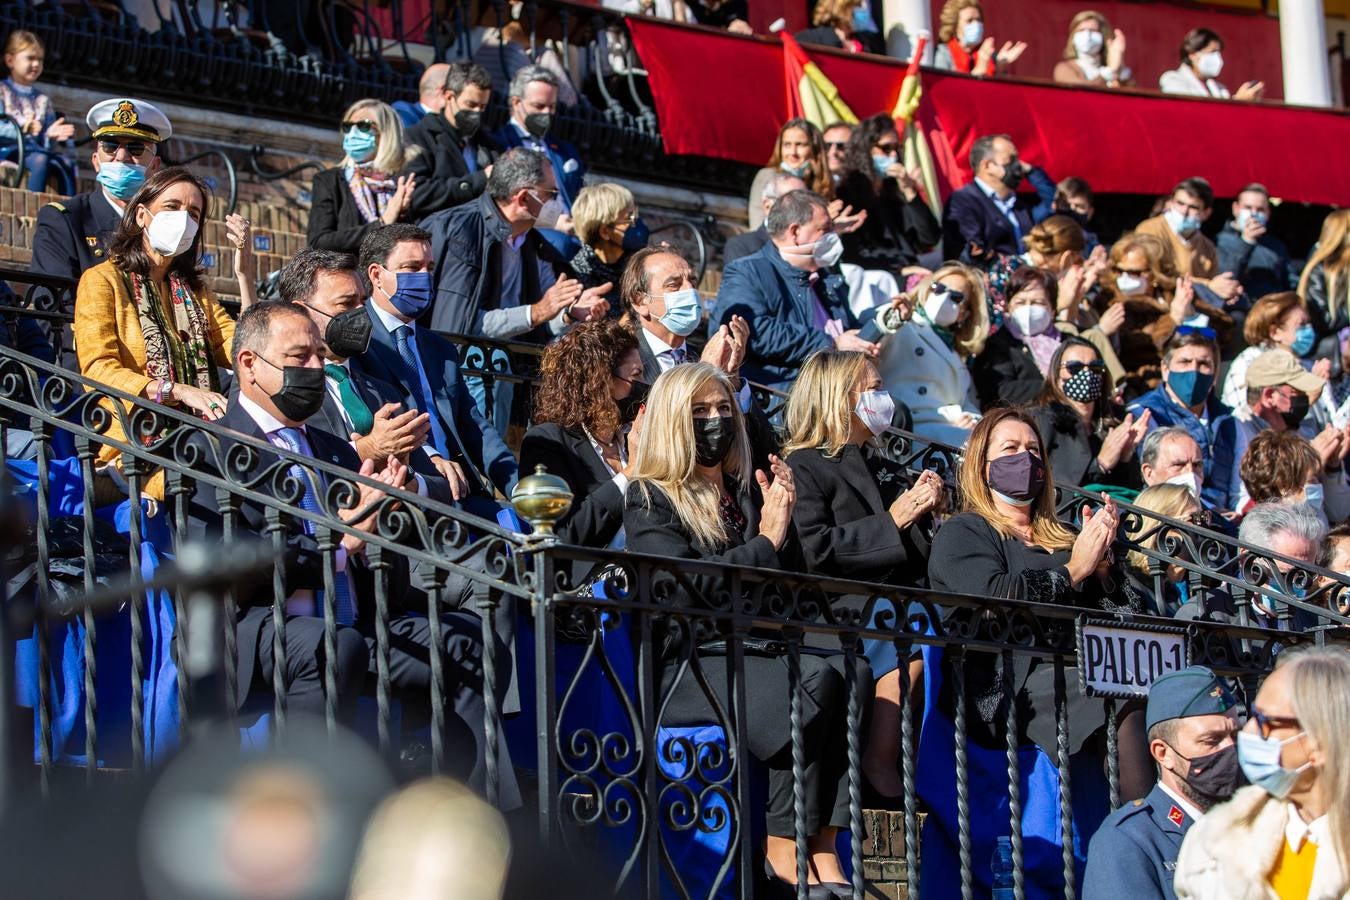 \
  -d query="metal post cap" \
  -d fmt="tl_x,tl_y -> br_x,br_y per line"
510,464 -> 574,536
